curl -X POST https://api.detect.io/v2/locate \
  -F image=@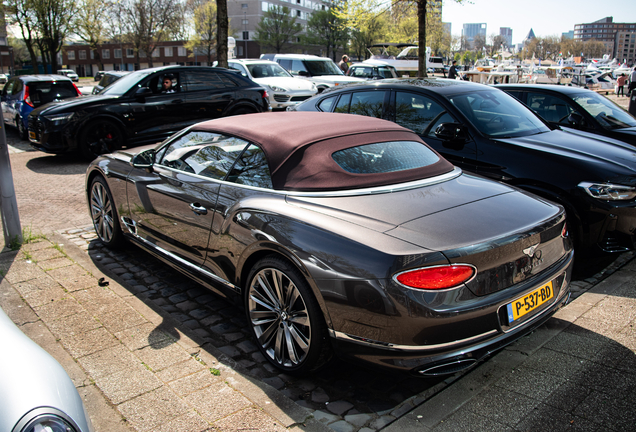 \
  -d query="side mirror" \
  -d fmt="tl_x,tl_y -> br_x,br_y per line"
567,112 -> 585,127
131,149 -> 155,169
435,123 -> 469,150
135,87 -> 153,99
297,70 -> 310,77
